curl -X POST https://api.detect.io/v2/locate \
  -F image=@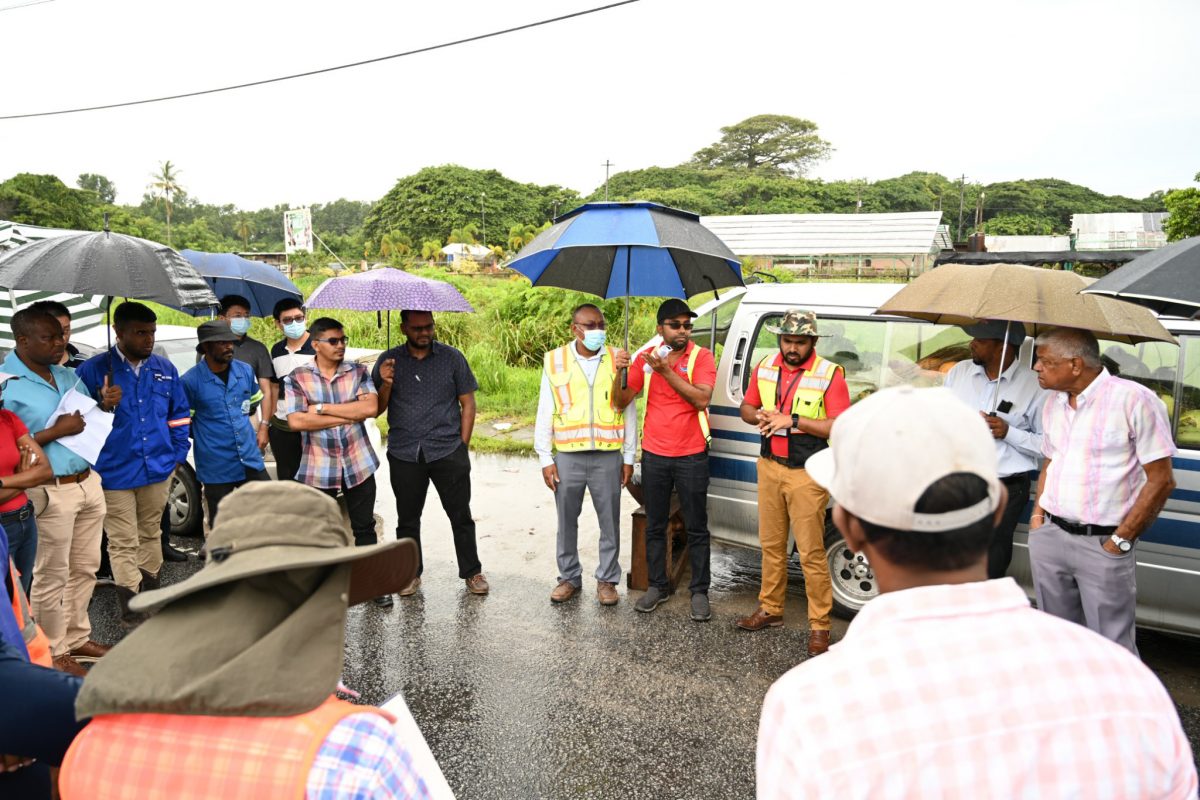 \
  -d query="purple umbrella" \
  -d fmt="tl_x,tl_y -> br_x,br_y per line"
305,267 -> 473,345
